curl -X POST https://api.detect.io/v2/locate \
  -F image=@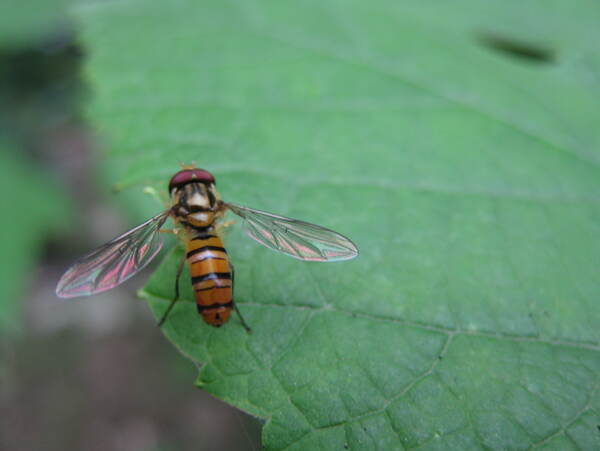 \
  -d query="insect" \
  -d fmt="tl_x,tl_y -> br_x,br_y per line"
56,166 -> 359,331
